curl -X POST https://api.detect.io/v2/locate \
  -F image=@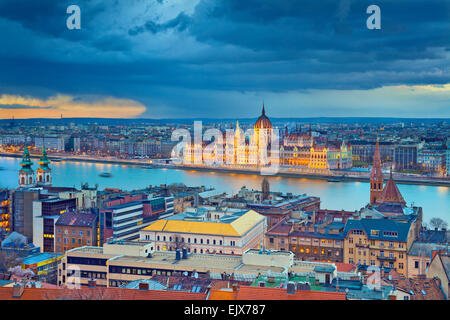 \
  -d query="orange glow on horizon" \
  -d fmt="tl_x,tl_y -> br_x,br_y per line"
0,94 -> 146,119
